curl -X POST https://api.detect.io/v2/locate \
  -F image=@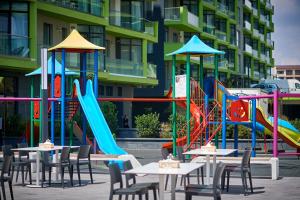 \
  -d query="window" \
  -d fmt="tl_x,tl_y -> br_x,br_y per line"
0,2 -> 29,57
116,38 -> 142,63
43,23 -> 53,46
295,83 -> 300,89
106,86 -> 113,96
295,70 -> 300,75
277,70 -> 284,75
117,87 -> 122,97
0,76 -> 17,119
61,27 -> 67,40
99,85 -> 104,96
286,70 -> 293,75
